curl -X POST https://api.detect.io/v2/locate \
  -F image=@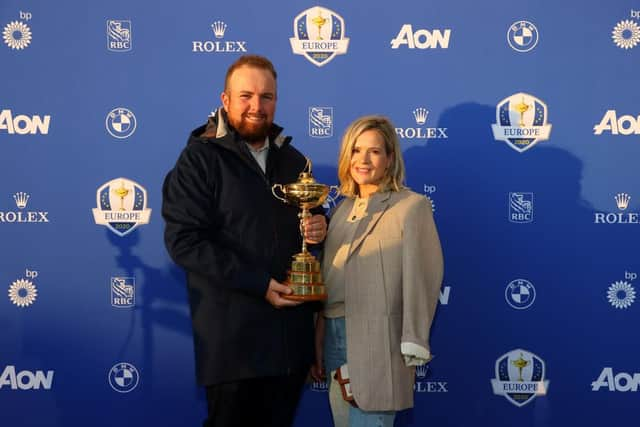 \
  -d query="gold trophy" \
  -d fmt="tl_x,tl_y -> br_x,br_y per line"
312,8 -> 327,40
513,96 -> 530,128
511,353 -> 530,382
272,158 -> 338,301
112,180 -> 130,211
